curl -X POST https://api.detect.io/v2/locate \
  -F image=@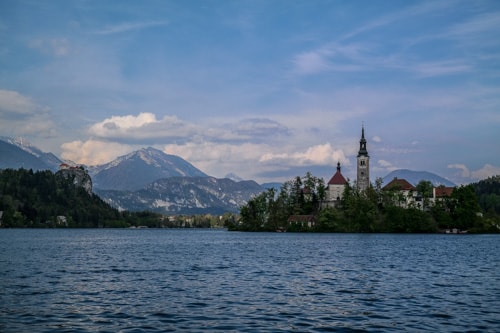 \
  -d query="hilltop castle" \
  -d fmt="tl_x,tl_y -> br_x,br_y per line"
324,126 -> 370,206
